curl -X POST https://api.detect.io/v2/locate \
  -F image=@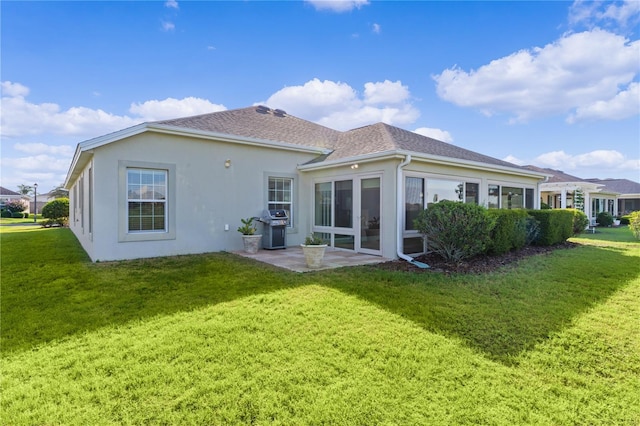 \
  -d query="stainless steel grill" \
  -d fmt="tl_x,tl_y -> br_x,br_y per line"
259,209 -> 288,249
